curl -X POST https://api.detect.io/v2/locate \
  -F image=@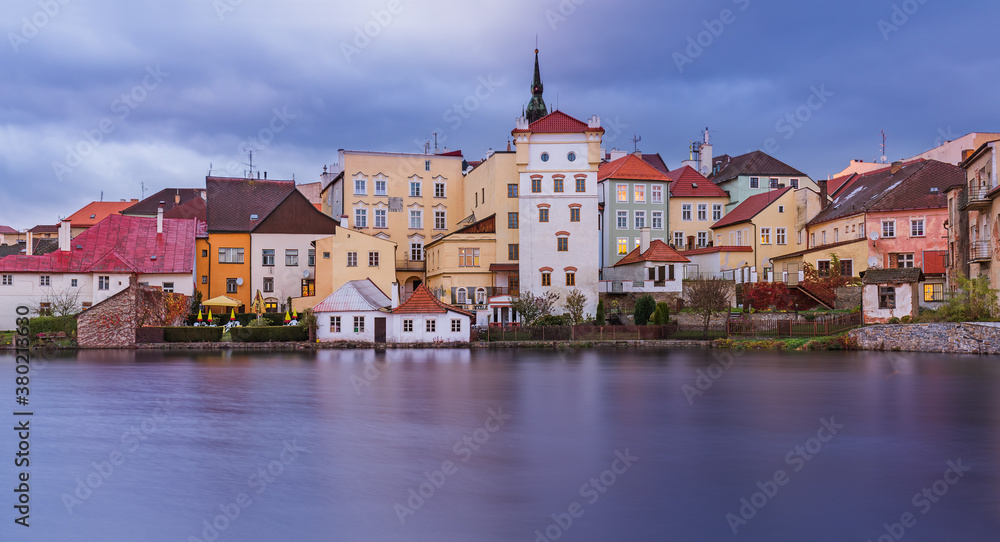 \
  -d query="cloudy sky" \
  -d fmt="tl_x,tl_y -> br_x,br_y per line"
2,0 -> 997,230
